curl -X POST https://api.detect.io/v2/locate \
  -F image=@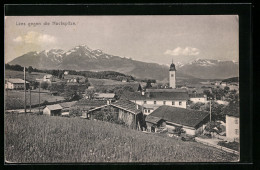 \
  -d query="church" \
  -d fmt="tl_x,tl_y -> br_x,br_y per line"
126,60 -> 189,115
